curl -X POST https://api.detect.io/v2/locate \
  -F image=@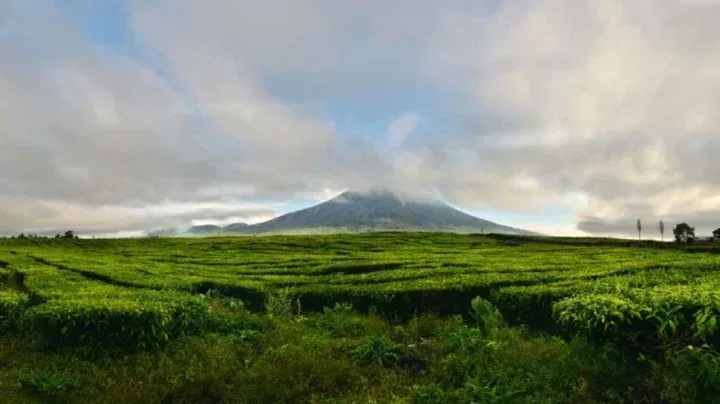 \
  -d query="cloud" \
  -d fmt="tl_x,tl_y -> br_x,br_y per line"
3,0 -> 720,236
0,196 -> 279,236
0,0 -> 380,233
418,0 -> 720,233
387,113 -> 419,148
